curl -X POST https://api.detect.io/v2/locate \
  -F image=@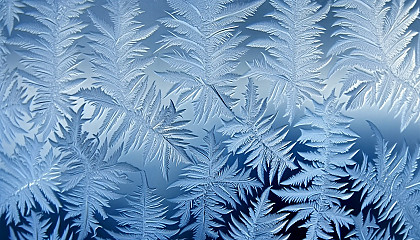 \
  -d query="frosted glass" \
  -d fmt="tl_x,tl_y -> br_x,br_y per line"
1,0 -> 420,239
